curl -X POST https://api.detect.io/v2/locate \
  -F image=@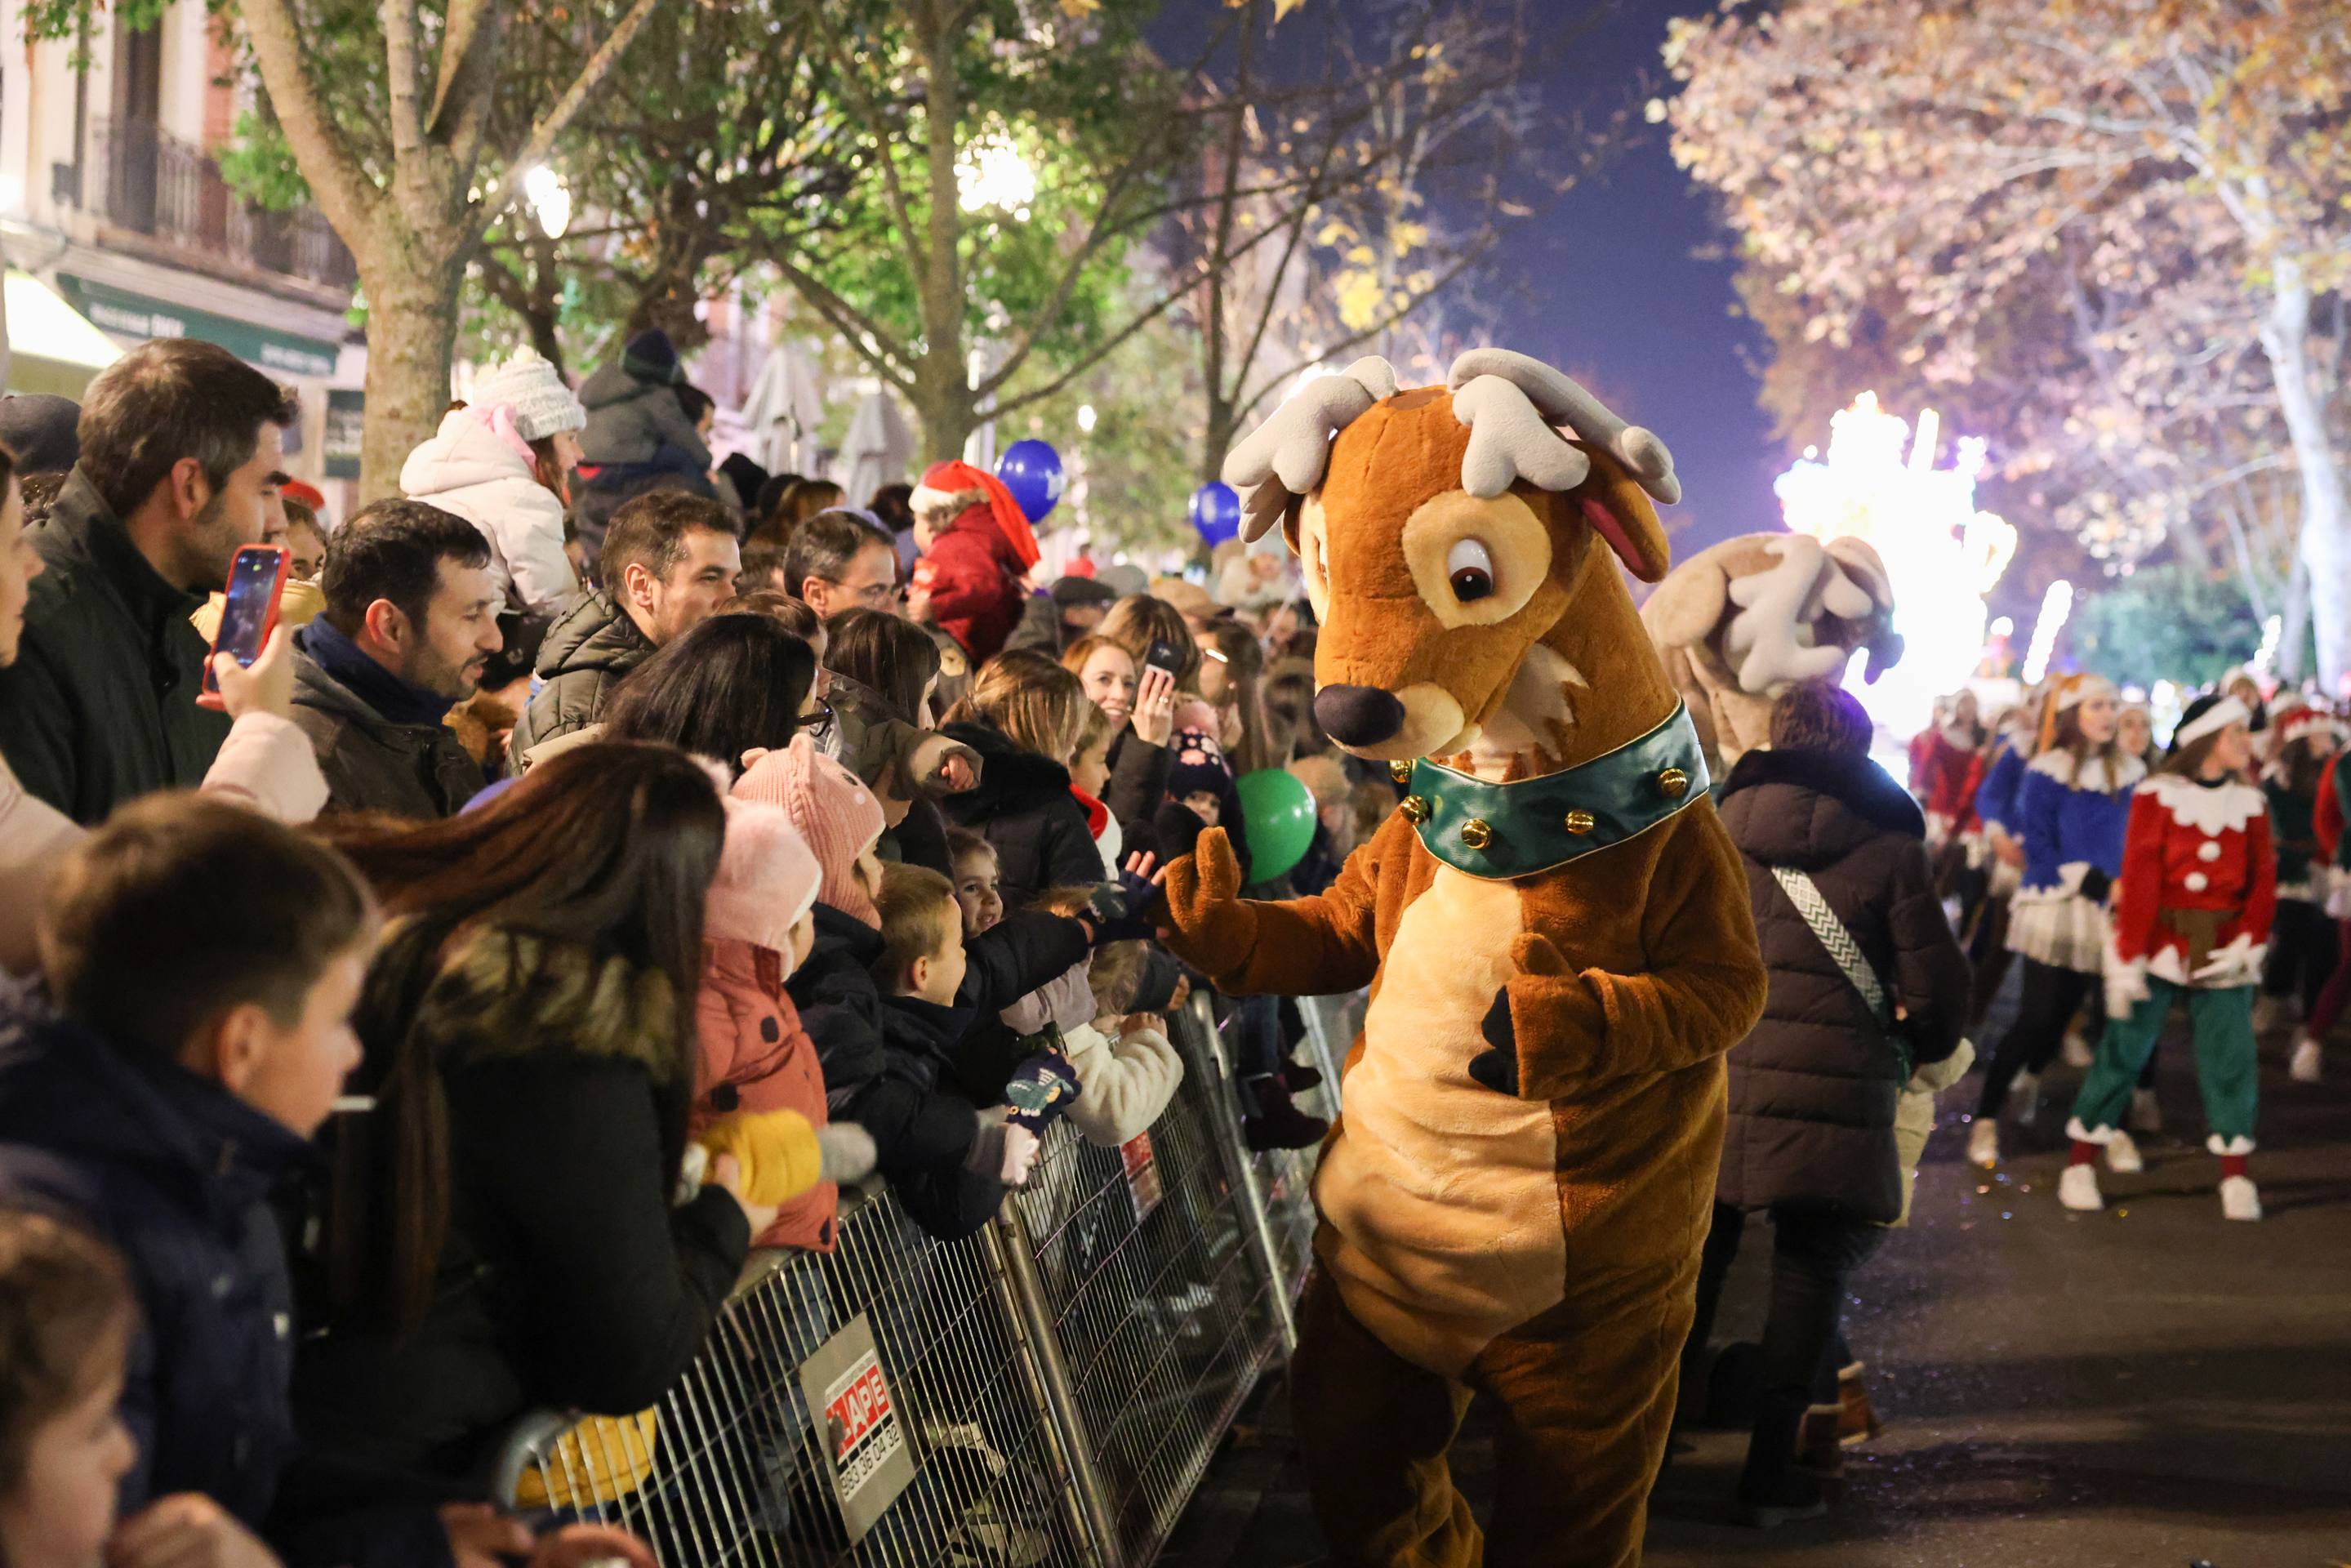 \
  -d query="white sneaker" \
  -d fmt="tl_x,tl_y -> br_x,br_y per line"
2290,1038 -> 2322,1083
2220,1174 -> 2263,1221
2013,1070 -> 2042,1127
2062,1031 -> 2095,1068
2059,1163 -> 2104,1211
2128,1088 -> 2162,1134
1967,1117 -> 2000,1169
2104,1130 -> 2144,1174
